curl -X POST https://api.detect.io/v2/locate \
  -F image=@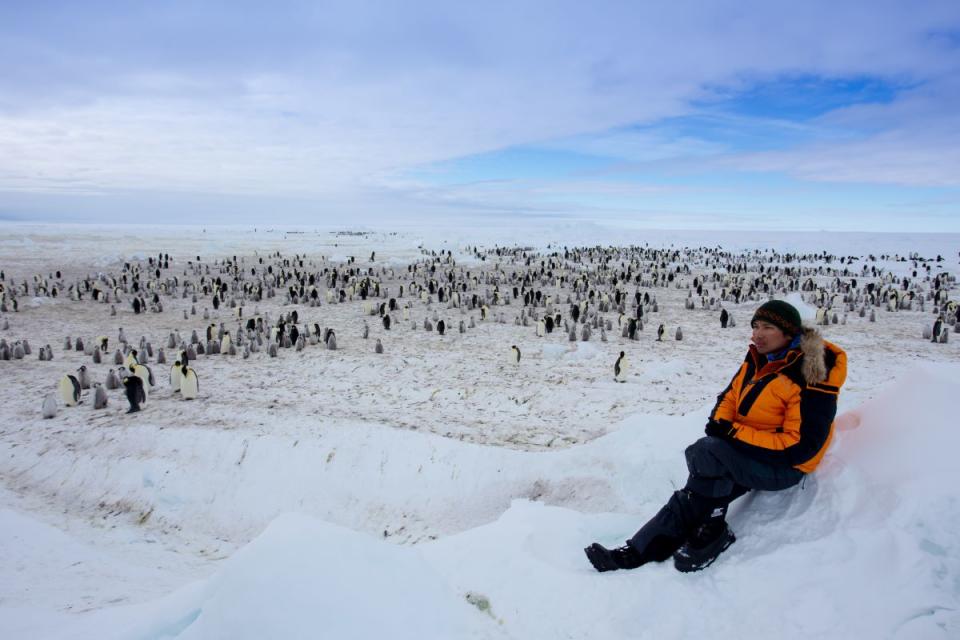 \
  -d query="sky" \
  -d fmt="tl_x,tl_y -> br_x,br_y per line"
1,0 -> 959,231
